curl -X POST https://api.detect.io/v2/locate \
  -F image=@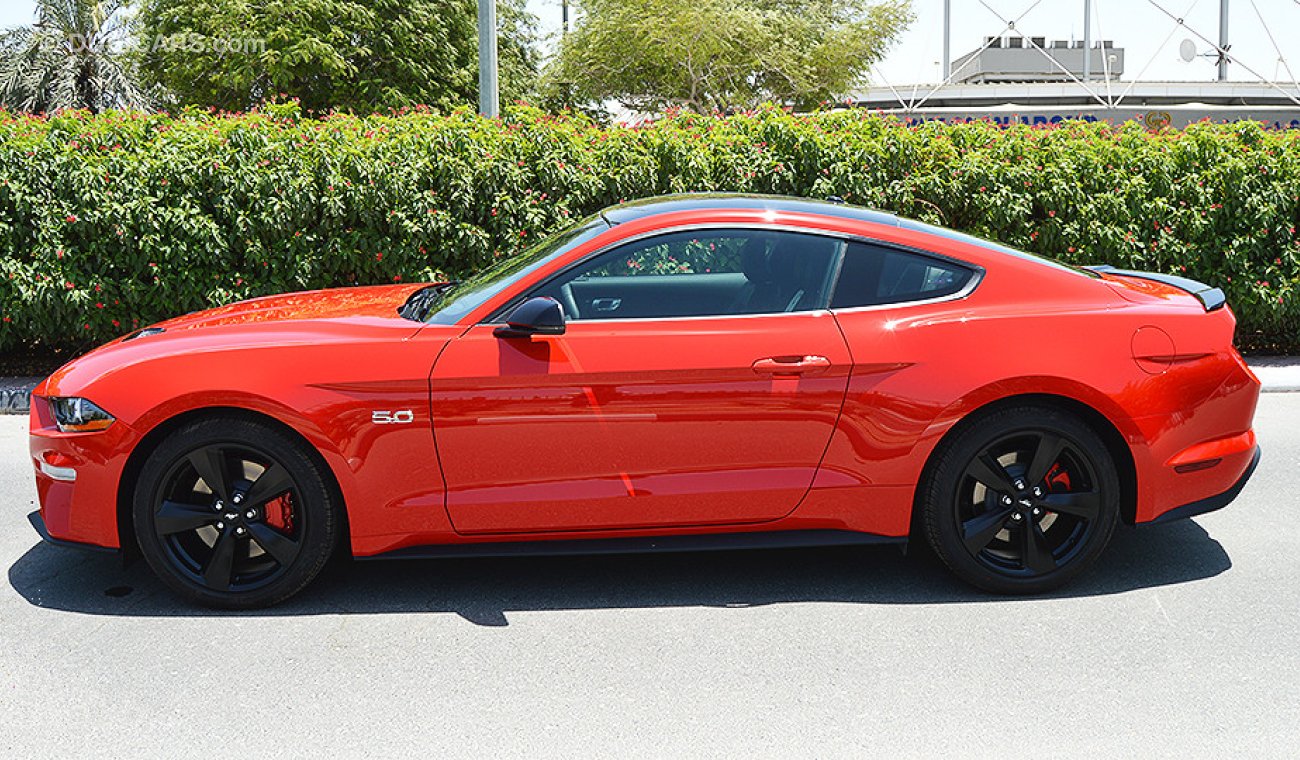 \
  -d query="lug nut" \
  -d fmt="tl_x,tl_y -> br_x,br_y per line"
1032,486 -> 1043,497
1032,508 -> 1042,516
216,521 -> 224,530
213,500 -> 224,511
1013,478 -> 1027,491
232,494 -> 243,505
245,511 -> 256,520
1001,495 -> 1013,506
235,526 -> 246,536
1011,513 -> 1023,521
